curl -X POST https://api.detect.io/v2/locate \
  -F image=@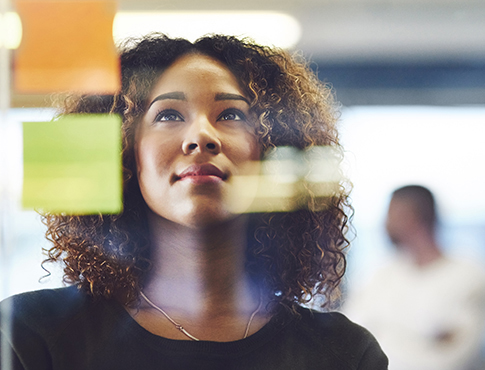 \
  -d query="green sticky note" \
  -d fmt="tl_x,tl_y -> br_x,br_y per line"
22,114 -> 123,214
